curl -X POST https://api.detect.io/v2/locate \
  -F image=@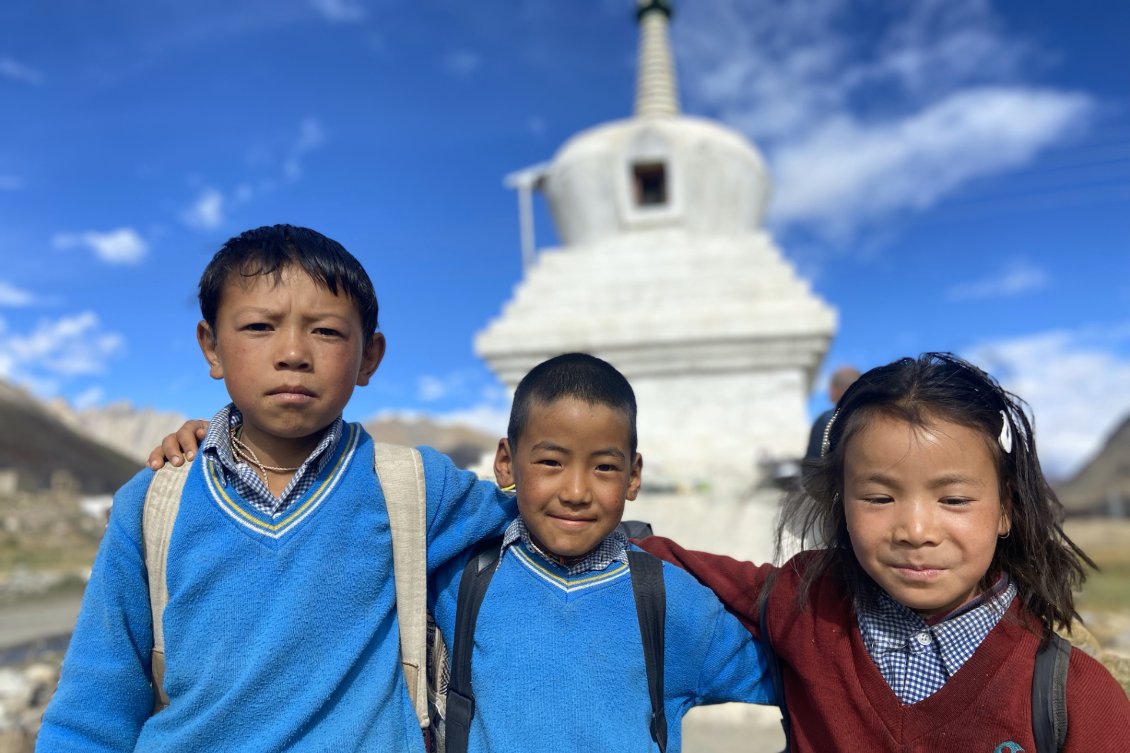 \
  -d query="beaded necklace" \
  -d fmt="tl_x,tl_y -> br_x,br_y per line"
228,425 -> 301,487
